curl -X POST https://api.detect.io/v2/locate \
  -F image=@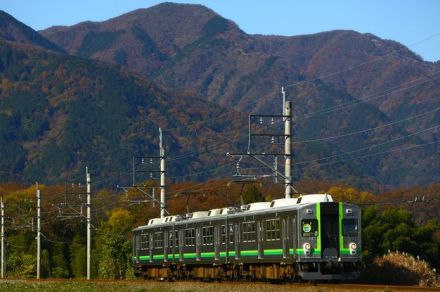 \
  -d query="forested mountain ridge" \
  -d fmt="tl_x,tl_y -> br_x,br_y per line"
0,4 -> 438,188
39,3 -> 440,187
